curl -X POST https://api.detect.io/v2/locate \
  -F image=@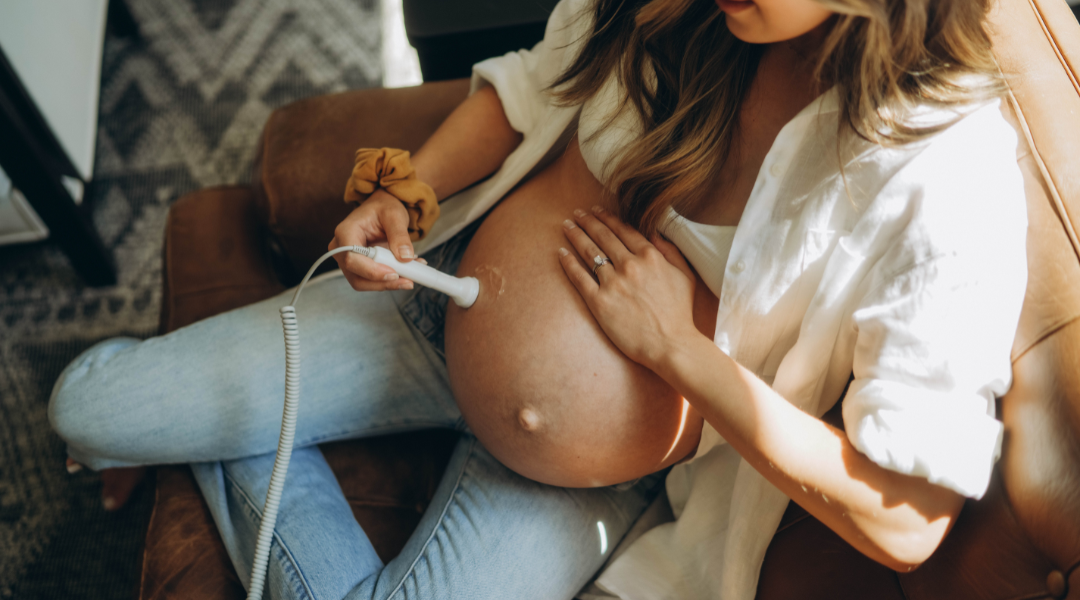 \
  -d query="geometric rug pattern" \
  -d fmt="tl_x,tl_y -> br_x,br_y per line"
0,1 -> 381,596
